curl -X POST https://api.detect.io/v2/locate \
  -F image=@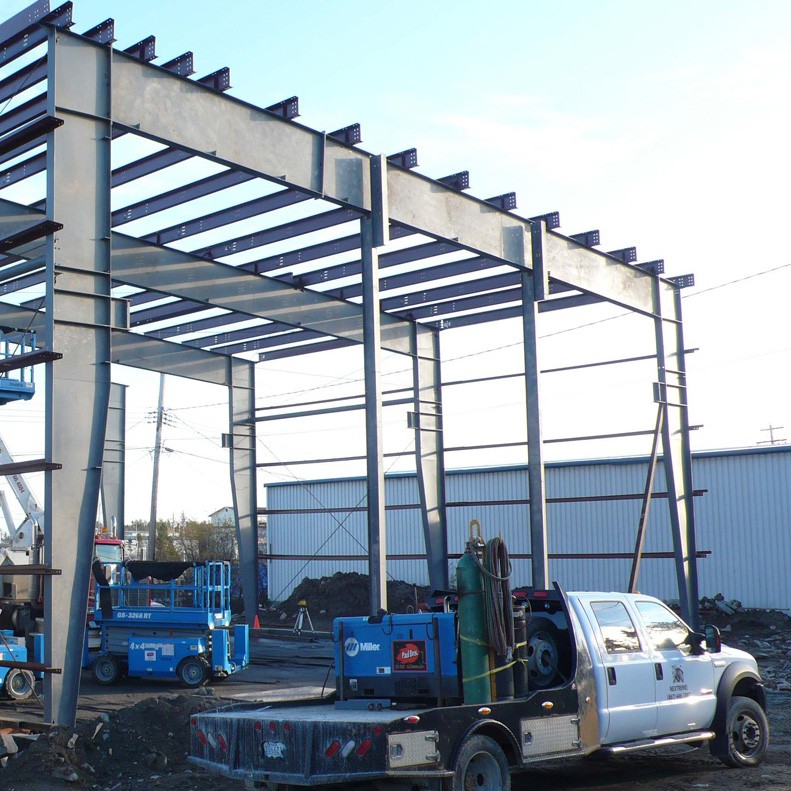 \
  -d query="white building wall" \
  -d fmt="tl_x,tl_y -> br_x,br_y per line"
265,447 -> 791,610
